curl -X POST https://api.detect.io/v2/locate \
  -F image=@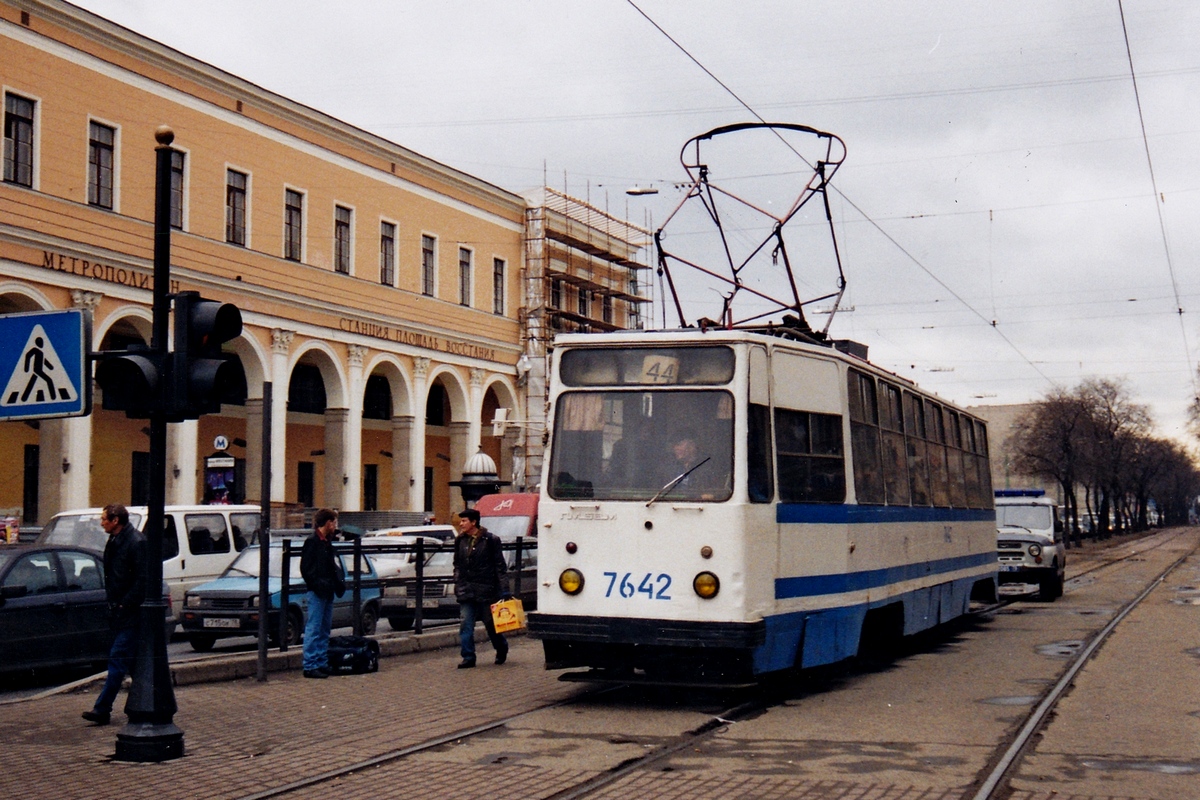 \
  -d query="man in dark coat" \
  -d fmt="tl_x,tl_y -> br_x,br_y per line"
452,508 -> 508,668
82,503 -> 146,725
299,508 -> 345,678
